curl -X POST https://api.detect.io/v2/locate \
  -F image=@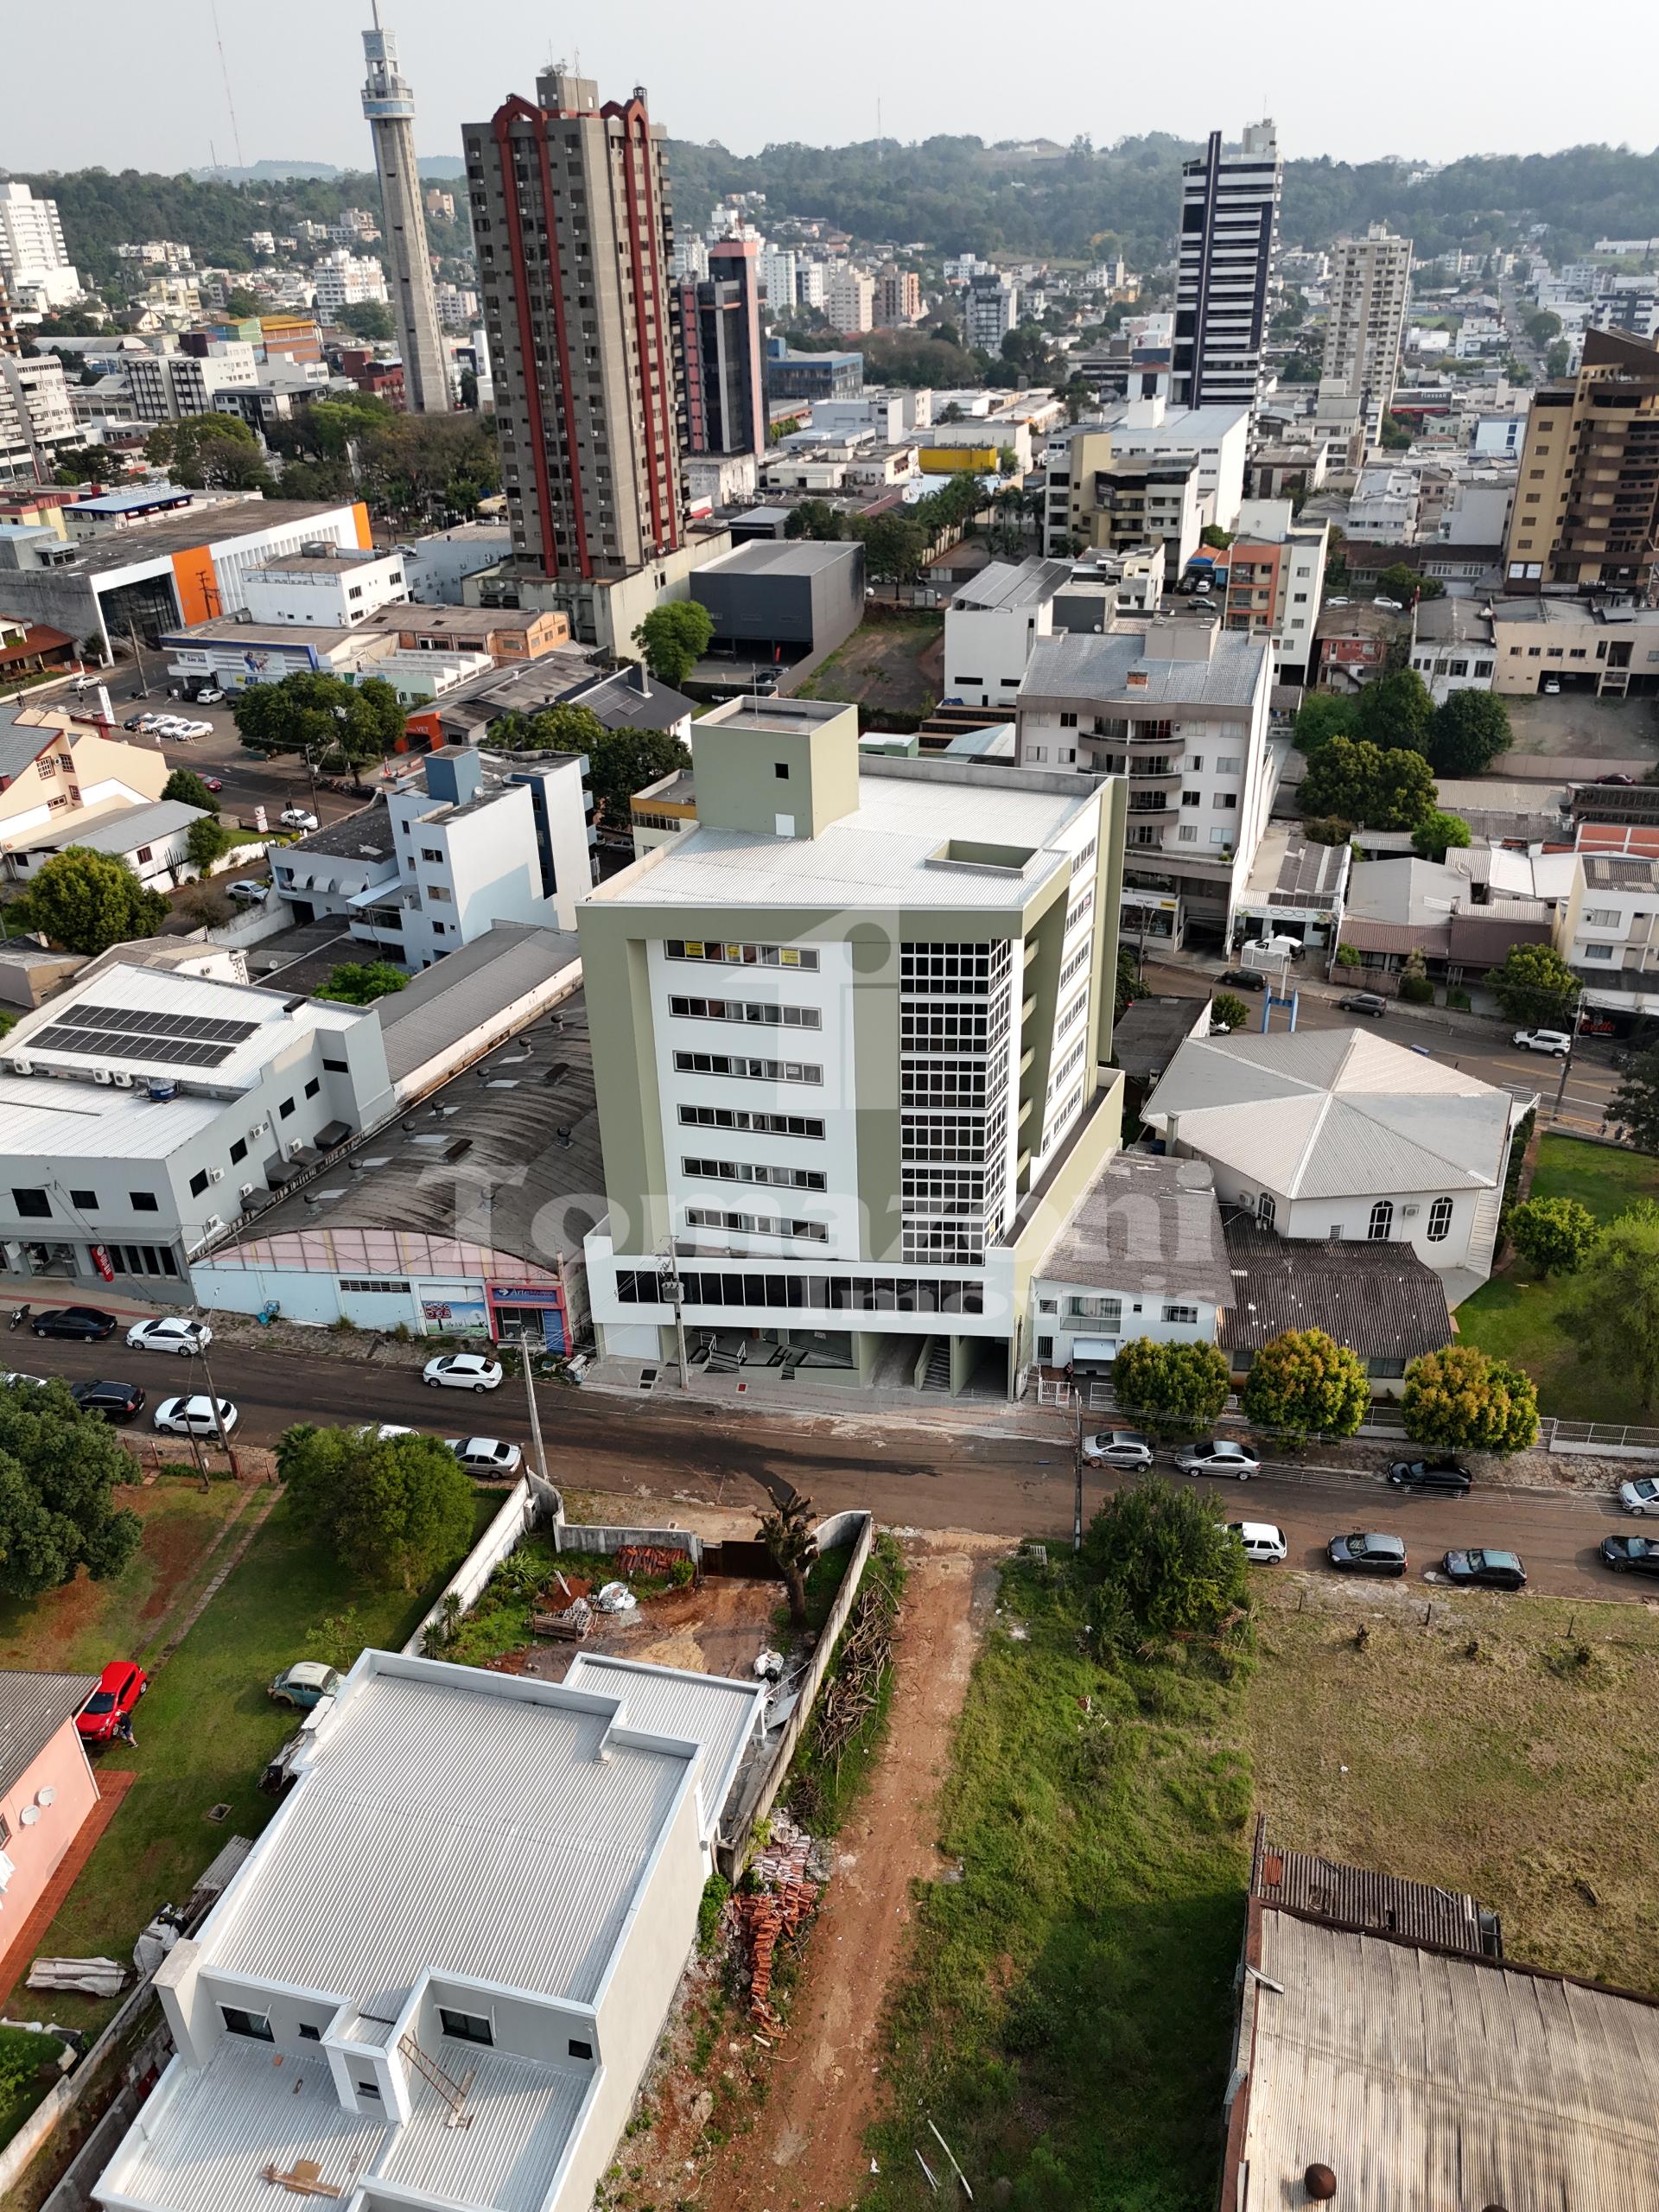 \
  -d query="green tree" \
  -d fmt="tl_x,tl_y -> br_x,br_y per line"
20,848 -> 168,955
1376,561 -> 1443,604
1302,815 -> 1355,847
784,499 -> 843,542
632,601 -> 715,687
488,702 -> 606,757
1241,1328 -> 1370,1445
1300,735 -> 1373,822
1401,1344 -> 1541,1454
224,288 -> 260,318
1109,1338 -> 1231,1441
0,1383 -> 143,1598
1558,1209 -> 1659,1410
1294,693 -> 1358,754
1200,524 -> 1234,549
277,1423 -> 476,1590
1412,809 -> 1471,861
1526,309 -> 1563,346
143,411 -> 272,493
232,671 -> 405,782
1486,942 -> 1579,1030
1507,1194 -> 1598,1279
1379,413 -> 1413,450
584,727 -> 692,831
1354,667 -> 1434,753
162,767 -> 215,811
1211,991 -> 1249,1033
51,445 -> 111,485
1114,945 -> 1138,1020
854,510 -> 926,582
1371,746 -> 1438,830
1544,340 -> 1571,379
1609,1044 -> 1659,1153
1079,1478 -> 1249,1643
1427,690 -> 1512,777
315,961 -> 408,1005
340,301 -> 395,341
185,816 -> 238,873
1397,946 -> 1433,1004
